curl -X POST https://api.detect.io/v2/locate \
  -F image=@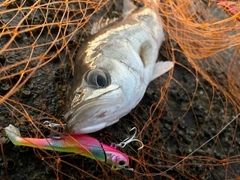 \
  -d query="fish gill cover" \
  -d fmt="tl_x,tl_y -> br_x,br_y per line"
0,0 -> 240,179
